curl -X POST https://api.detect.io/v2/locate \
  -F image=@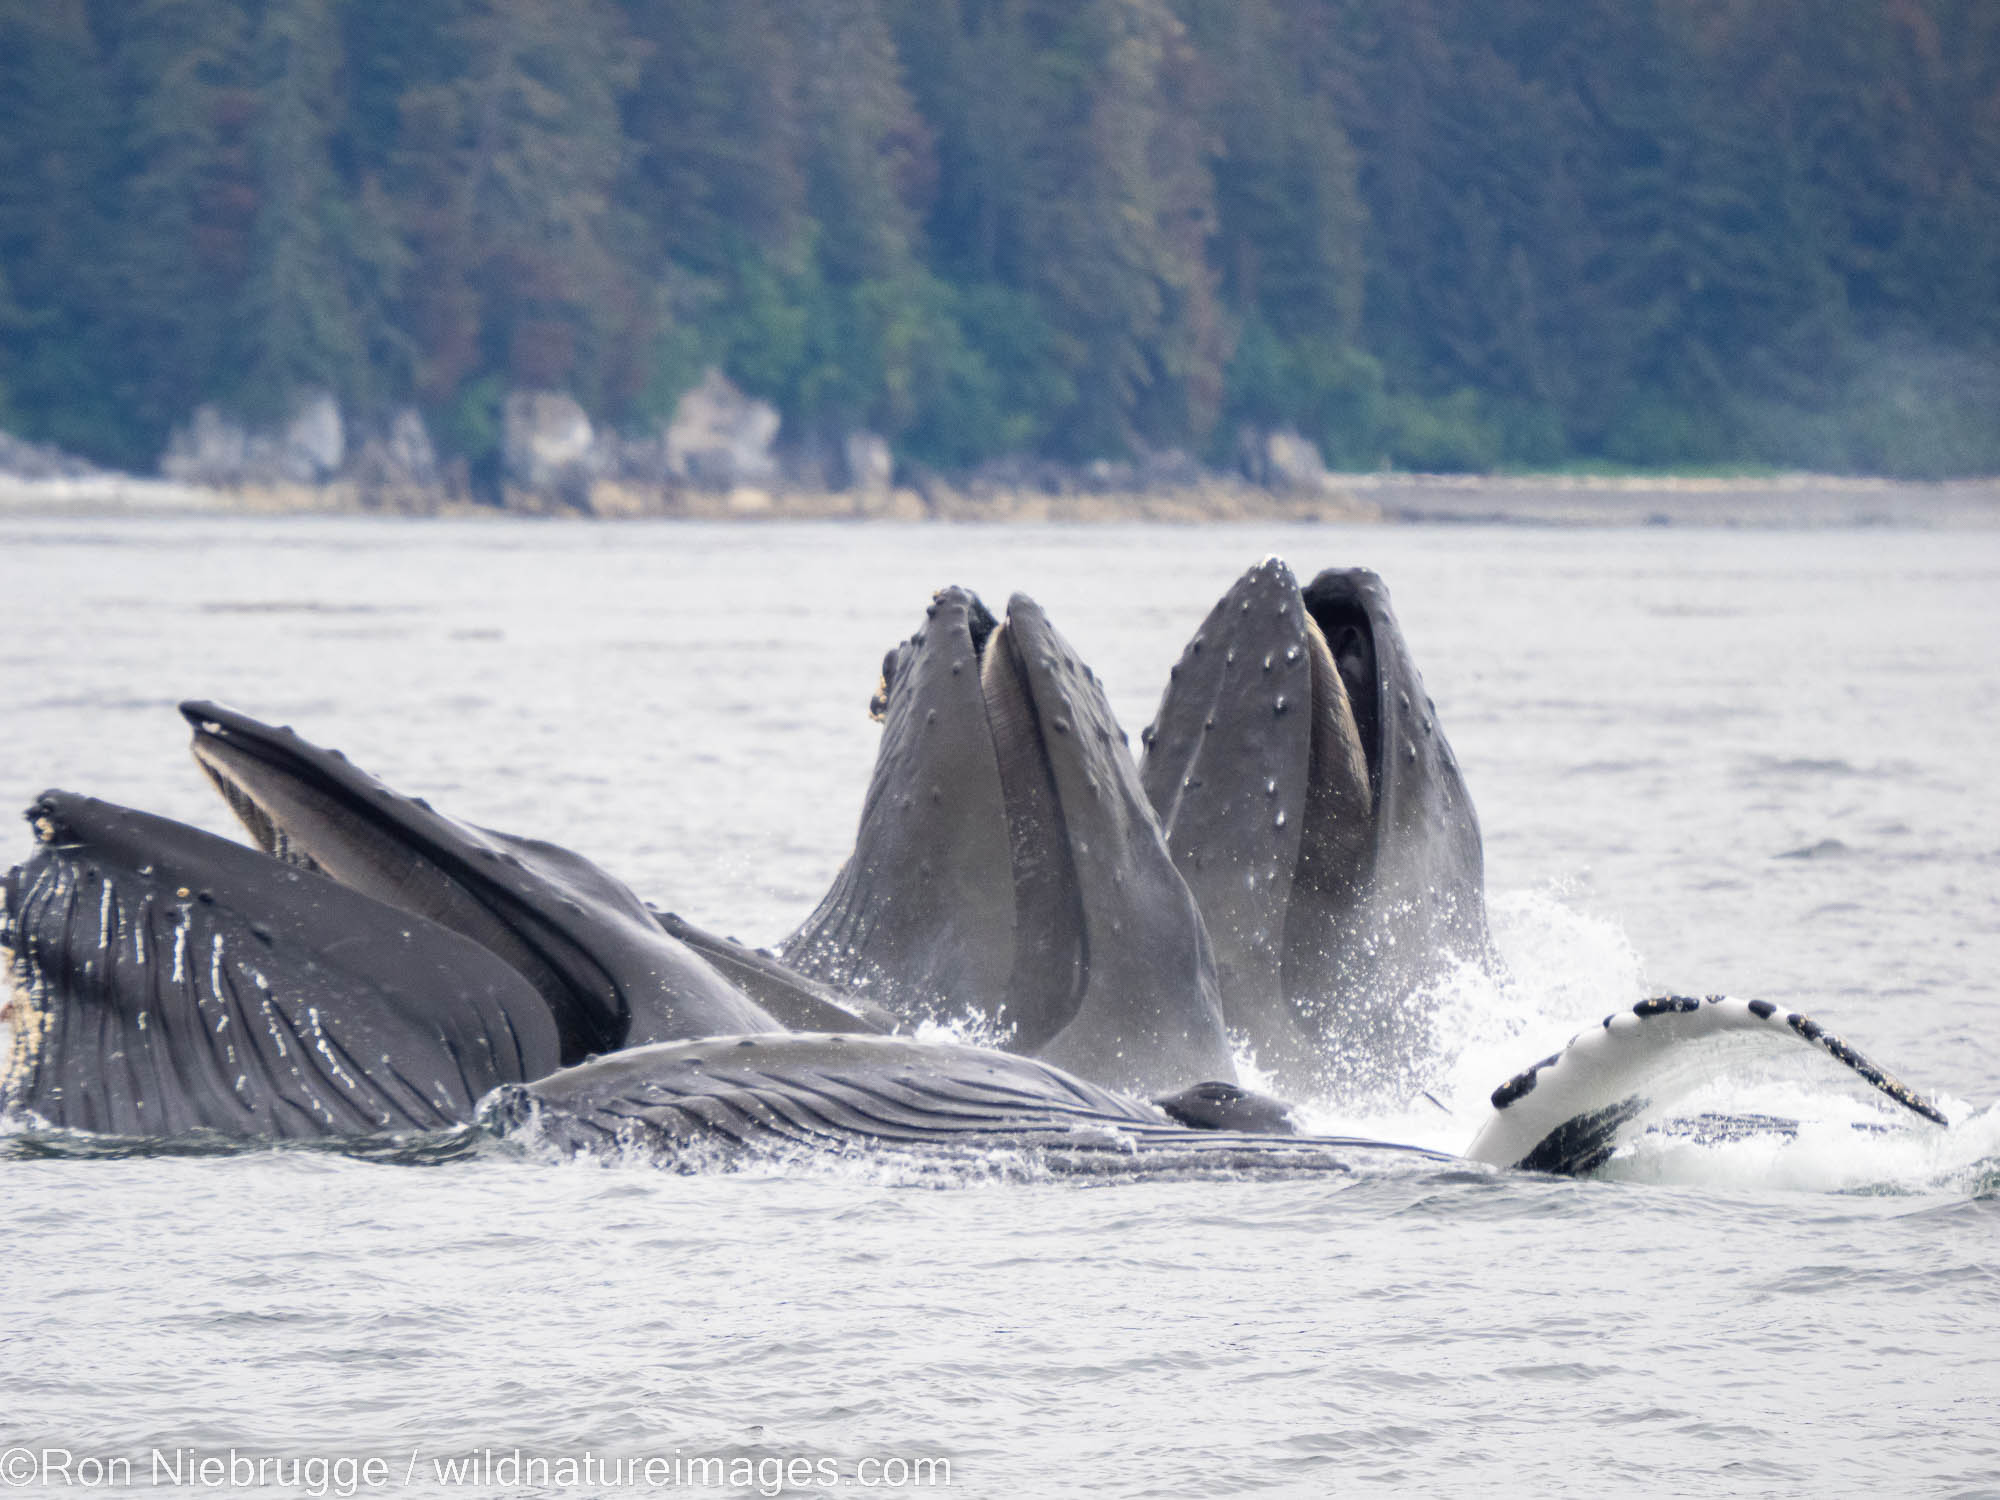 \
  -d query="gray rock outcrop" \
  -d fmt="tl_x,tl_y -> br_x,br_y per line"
161,390 -> 346,485
843,430 -> 894,493
502,391 -> 596,501
1240,425 -> 1334,493
664,368 -> 780,488
0,430 -> 104,480
284,391 -> 344,477
385,407 -> 439,486
350,407 -> 442,503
